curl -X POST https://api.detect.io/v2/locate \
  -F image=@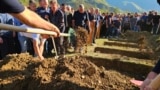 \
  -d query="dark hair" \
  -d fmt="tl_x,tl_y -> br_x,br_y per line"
50,0 -> 57,4
29,0 -> 36,4
79,4 -> 84,8
158,0 -> 160,5
61,3 -> 66,6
